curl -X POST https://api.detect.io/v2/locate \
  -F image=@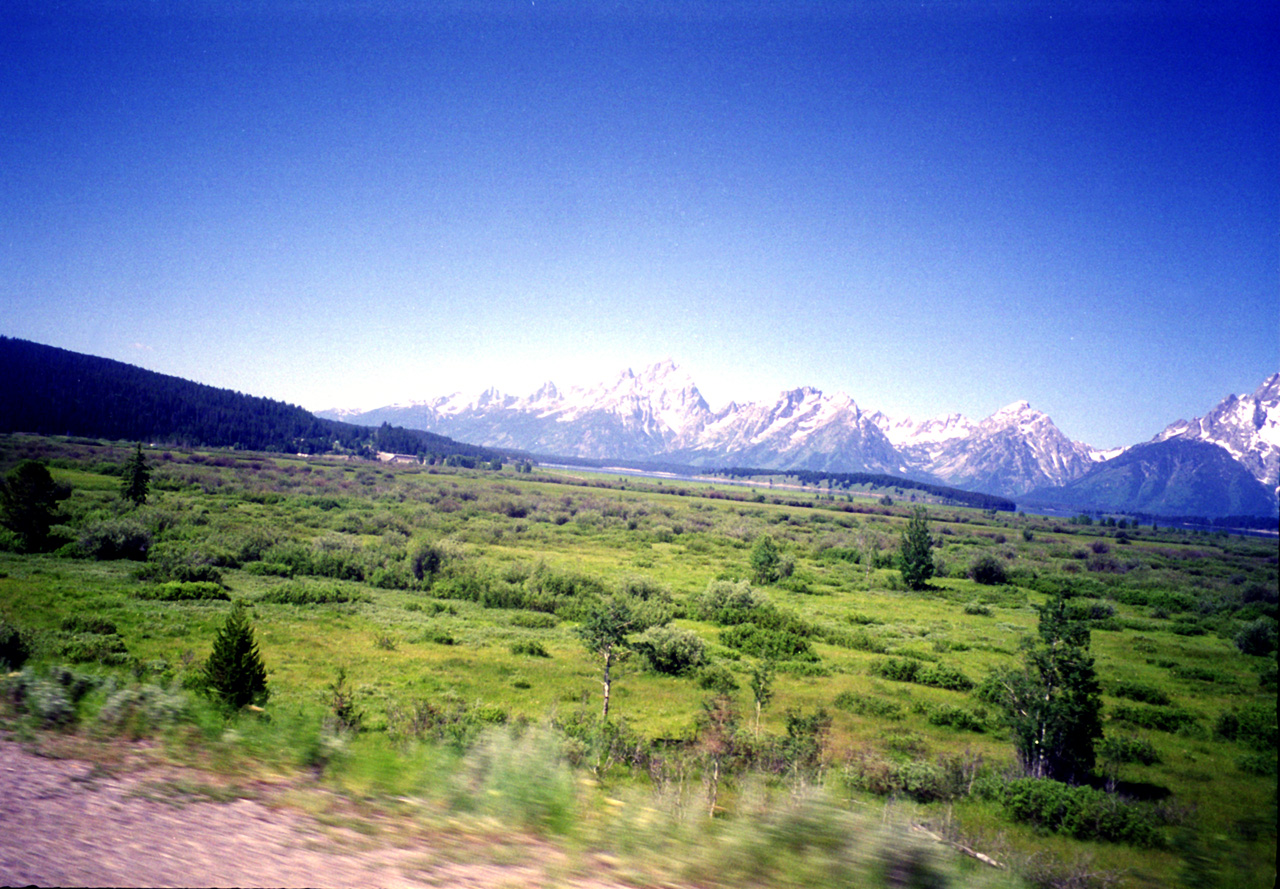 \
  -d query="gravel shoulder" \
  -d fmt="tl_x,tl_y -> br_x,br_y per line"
0,737 -> 618,889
